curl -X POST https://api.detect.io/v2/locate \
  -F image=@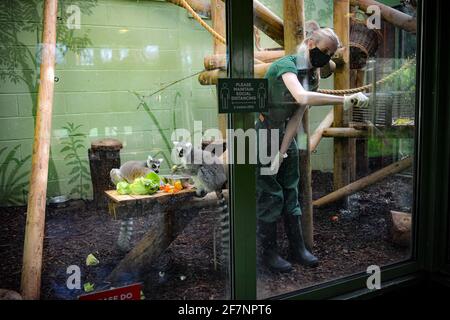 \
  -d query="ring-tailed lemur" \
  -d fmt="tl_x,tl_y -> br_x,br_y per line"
110,155 -> 163,185
110,155 -> 163,252
172,141 -> 229,268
